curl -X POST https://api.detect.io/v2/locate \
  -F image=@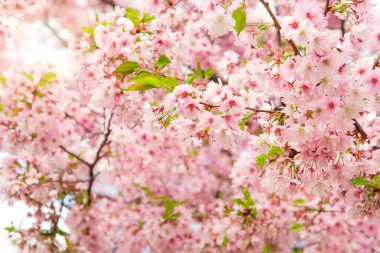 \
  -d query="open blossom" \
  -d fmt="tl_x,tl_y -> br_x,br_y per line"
202,6 -> 235,37
281,17 -> 318,45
